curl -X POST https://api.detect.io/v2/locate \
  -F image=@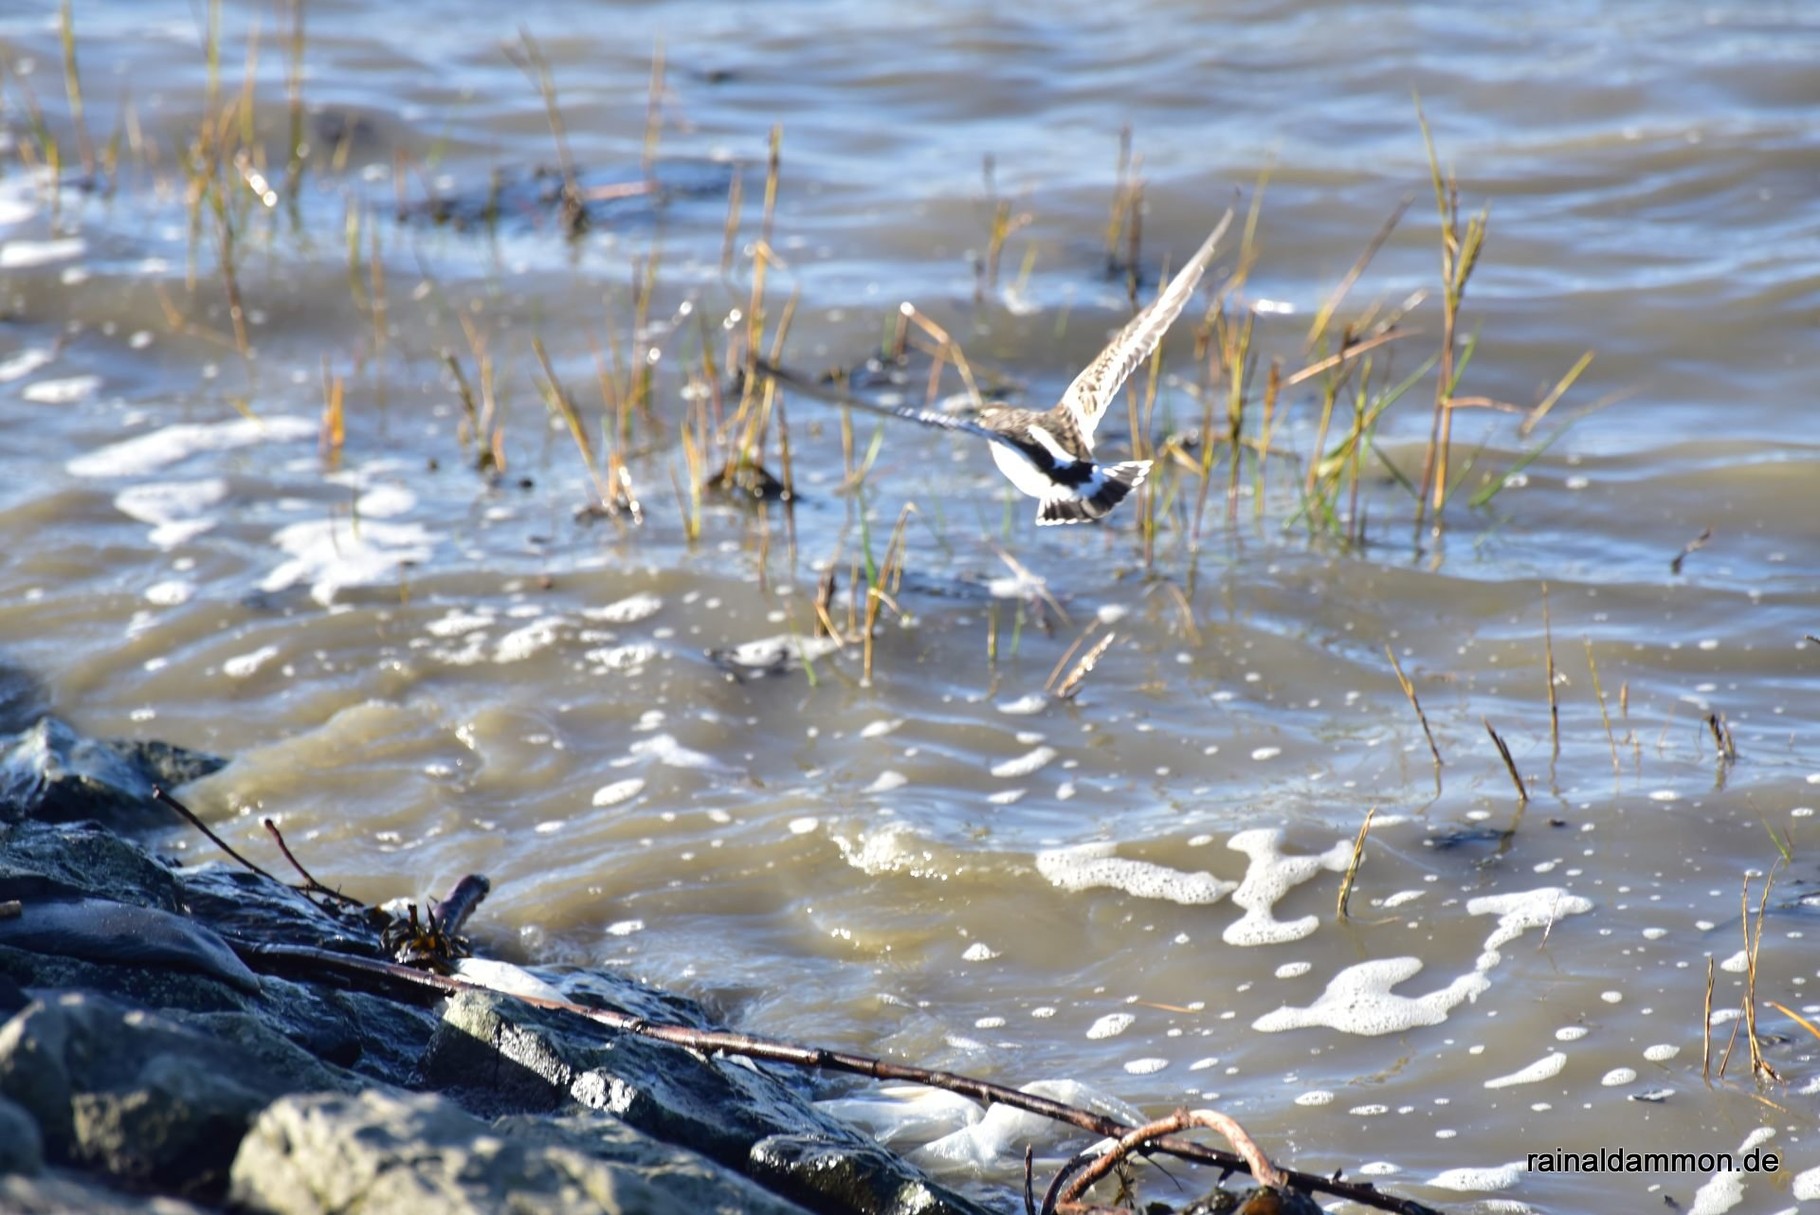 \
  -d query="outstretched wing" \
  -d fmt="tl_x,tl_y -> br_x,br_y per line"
754,358 -> 1031,457
1057,208 -> 1233,446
